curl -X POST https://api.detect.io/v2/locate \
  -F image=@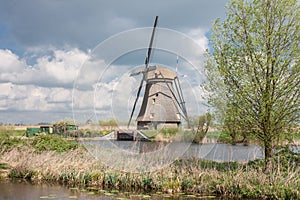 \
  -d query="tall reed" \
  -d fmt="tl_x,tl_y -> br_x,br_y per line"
1,144 -> 299,199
